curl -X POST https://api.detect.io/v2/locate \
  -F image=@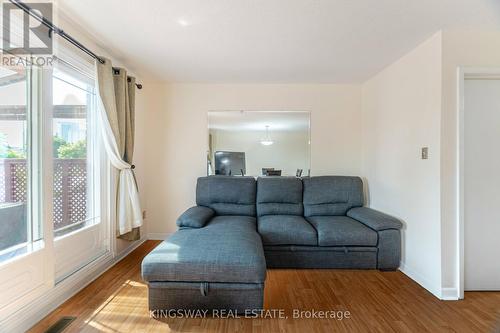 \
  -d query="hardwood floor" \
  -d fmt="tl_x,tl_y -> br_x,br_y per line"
29,241 -> 500,333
